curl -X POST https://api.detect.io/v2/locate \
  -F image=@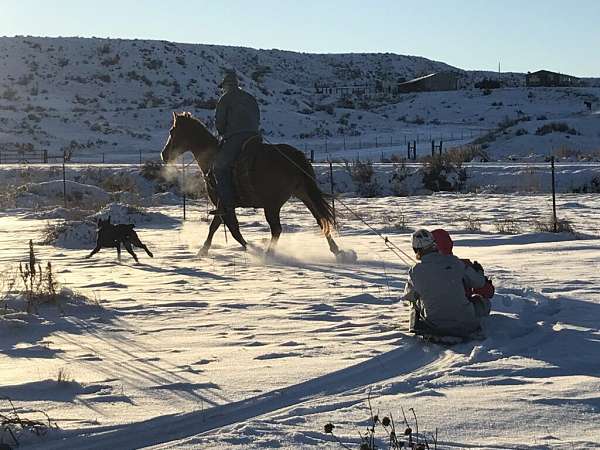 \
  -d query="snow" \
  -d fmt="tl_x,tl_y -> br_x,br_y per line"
1,36 -> 599,164
1,35 -> 600,450
1,191 -> 599,449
